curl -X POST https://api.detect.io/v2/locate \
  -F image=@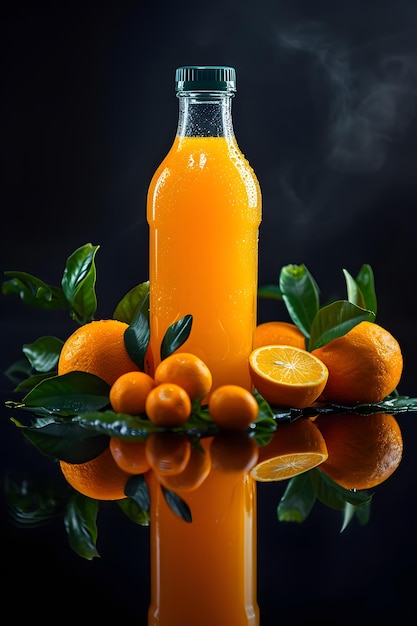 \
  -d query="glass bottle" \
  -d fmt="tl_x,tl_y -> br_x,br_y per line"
147,66 -> 262,391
